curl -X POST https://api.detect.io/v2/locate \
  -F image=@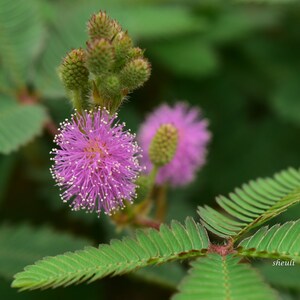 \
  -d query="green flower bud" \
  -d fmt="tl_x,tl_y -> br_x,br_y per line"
87,11 -> 121,40
120,58 -> 151,91
128,47 -> 144,60
86,38 -> 115,75
149,124 -> 178,167
112,31 -> 133,70
99,74 -> 121,100
59,49 -> 89,90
